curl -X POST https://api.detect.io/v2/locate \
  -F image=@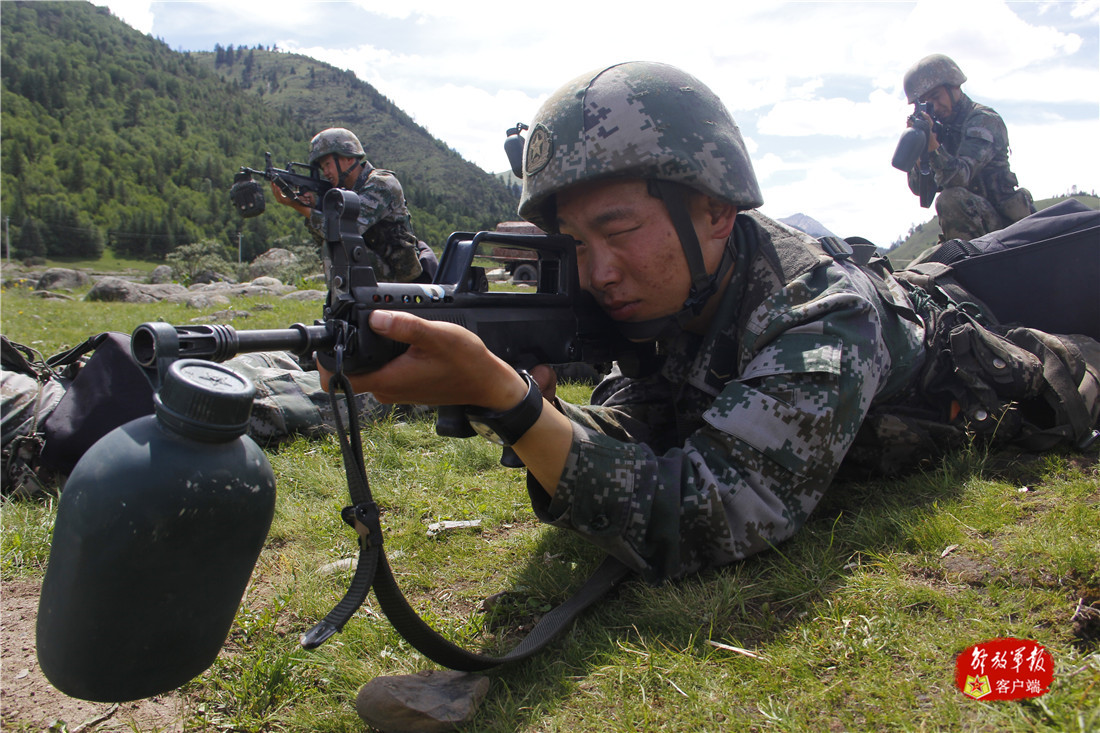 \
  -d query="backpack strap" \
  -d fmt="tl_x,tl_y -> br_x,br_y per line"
920,237 -> 982,265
